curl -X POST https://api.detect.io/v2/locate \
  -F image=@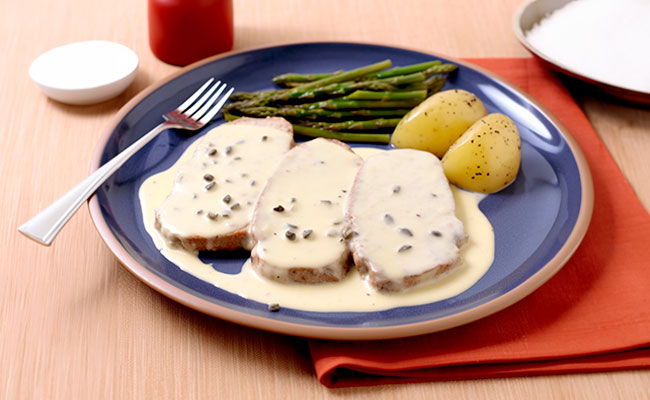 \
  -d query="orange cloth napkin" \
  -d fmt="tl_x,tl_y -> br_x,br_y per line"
308,57 -> 650,388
